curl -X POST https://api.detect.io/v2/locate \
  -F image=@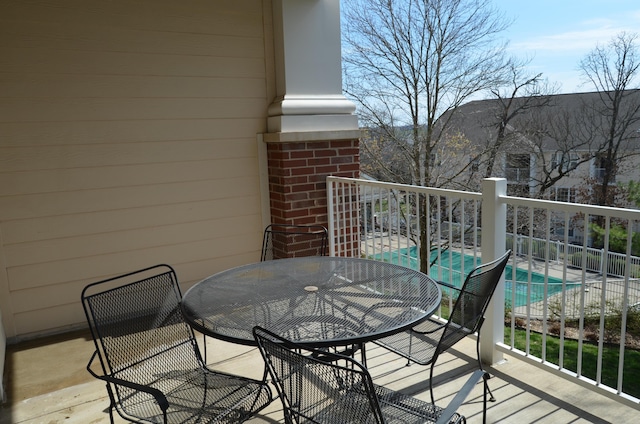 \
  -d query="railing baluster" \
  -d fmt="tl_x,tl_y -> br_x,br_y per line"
559,211 -> 570,370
